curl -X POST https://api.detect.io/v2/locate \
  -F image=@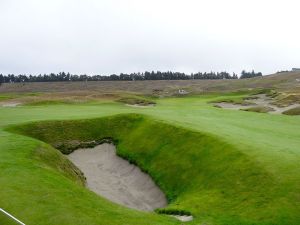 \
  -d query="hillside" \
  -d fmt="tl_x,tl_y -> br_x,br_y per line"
0,72 -> 299,96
